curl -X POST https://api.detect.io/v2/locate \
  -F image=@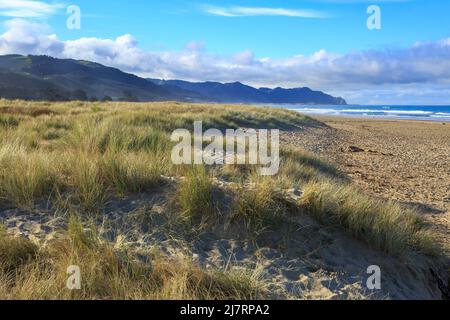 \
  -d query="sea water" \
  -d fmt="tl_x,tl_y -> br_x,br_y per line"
271,105 -> 450,122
